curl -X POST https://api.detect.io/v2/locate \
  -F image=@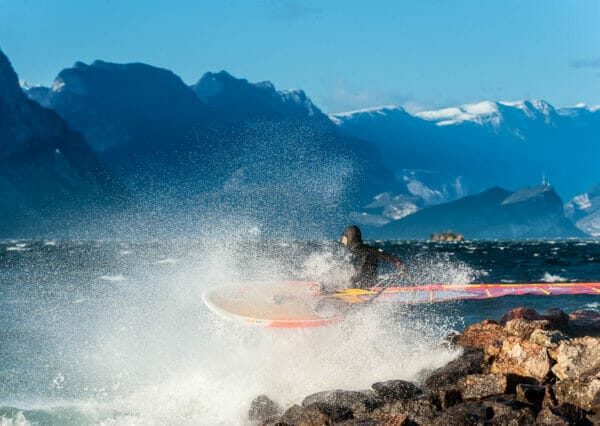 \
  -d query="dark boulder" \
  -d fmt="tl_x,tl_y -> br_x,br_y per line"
457,374 -> 509,400
249,394 -> 280,422
423,347 -> 484,389
371,380 -> 421,402
568,310 -> 600,337
301,389 -> 381,417
433,401 -> 493,425
515,383 -> 546,409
